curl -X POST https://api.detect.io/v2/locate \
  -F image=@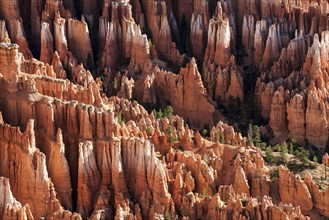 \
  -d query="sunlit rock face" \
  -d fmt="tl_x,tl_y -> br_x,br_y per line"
0,0 -> 329,219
